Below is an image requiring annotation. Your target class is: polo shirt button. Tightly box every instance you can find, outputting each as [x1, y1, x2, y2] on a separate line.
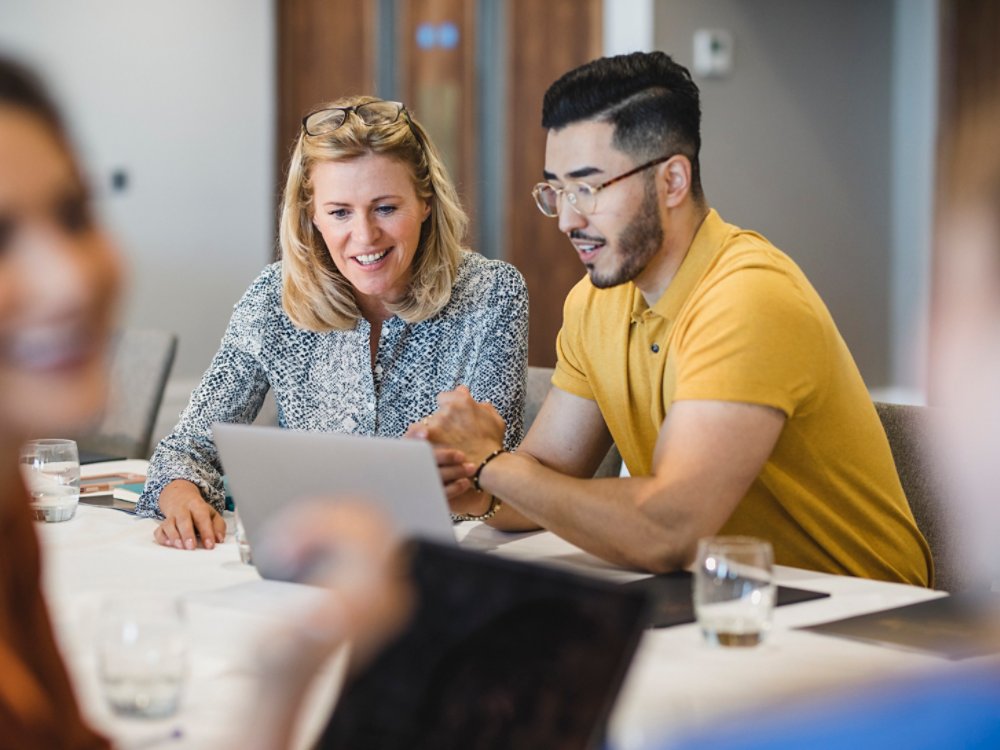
[651, 344, 660, 353]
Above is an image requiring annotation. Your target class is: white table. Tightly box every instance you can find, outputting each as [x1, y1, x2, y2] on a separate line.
[39, 460, 951, 750]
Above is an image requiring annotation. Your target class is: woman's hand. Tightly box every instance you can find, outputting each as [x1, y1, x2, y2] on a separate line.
[153, 479, 227, 550]
[256, 501, 412, 670]
[237, 501, 412, 750]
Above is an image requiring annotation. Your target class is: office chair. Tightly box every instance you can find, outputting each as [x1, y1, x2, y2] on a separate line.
[873, 401, 963, 591]
[526, 366, 623, 479]
[76, 328, 178, 460]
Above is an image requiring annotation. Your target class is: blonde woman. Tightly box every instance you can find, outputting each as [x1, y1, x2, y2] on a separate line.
[140, 97, 528, 550]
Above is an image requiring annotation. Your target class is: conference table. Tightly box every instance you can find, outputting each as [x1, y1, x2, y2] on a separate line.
[38, 460, 957, 749]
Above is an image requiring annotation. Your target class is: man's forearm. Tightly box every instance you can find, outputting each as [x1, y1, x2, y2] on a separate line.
[477, 451, 696, 573]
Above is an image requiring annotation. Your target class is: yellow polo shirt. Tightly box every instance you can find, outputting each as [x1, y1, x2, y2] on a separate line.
[553, 209, 932, 585]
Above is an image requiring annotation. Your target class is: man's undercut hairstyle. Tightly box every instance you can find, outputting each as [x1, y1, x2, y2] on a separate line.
[541, 51, 704, 200]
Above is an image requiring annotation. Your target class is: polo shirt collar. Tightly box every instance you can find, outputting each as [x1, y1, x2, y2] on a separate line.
[630, 208, 729, 323]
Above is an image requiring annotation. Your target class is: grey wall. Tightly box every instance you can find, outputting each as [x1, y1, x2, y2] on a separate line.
[655, 0, 895, 387]
[890, 0, 937, 395]
[0, 0, 276, 384]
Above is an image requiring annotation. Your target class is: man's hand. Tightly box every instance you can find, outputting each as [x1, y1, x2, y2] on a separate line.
[407, 386, 507, 464]
[405, 386, 507, 497]
[430, 447, 476, 499]
[153, 479, 227, 550]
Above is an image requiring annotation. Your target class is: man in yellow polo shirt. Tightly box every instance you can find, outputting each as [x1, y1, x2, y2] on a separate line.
[411, 51, 931, 585]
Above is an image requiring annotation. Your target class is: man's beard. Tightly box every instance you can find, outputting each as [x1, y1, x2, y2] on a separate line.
[589, 176, 663, 289]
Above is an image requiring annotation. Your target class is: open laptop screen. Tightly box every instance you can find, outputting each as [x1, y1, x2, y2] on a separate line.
[317, 540, 649, 750]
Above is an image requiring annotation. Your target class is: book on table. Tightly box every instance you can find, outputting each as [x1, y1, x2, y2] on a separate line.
[79, 473, 146, 512]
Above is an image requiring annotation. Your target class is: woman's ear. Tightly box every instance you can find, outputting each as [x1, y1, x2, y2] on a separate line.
[422, 198, 432, 222]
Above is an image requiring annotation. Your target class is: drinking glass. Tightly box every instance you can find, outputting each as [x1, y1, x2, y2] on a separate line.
[693, 536, 775, 647]
[96, 596, 187, 718]
[234, 508, 253, 565]
[19, 438, 80, 522]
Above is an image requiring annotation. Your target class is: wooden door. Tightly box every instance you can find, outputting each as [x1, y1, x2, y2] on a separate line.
[505, 0, 603, 366]
[276, 0, 603, 367]
[397, 0, 478, 243]
[276, 0, 376, 178]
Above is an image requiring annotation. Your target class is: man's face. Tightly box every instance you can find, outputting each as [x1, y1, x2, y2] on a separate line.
[542, 120, 664, 289]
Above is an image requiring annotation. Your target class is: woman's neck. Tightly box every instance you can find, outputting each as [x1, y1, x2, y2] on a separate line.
[358, 299, 393, 326]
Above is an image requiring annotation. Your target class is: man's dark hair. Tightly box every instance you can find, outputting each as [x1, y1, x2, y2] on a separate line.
[542, 51, 703, 199]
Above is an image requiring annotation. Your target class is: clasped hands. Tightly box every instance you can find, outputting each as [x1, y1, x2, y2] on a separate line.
[404, 386, 506, 514]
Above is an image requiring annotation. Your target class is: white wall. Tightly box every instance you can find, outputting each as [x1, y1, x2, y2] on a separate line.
[604, 0, 655, 55]
[890, 0, 938, 399]
[0, 0, 276, 392]
[602, 1, 939, 393]
[653, 0, 897, 387]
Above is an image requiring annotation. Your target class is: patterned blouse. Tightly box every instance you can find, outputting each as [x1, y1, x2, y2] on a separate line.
[136, 251, 528, 516]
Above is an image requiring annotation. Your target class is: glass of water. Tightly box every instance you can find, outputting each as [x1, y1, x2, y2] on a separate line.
[693, 536, 775, 647]
[19, 438, 80, 522]
[96, 596, 187, 718]
[234, 508, 253, 565]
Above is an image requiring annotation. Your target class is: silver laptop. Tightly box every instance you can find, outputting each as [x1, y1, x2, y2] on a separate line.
[212, 423, 456, 579]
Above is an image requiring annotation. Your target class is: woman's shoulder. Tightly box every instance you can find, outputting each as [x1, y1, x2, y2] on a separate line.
[230, 262, 288, 328]
[453, 250, 526, 298]
[235, 262, 283, 307]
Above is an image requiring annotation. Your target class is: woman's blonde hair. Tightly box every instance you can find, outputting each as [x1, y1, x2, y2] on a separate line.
[279, 95, 468, 330]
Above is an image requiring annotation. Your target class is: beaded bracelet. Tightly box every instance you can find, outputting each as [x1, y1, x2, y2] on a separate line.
[450, 494, 503, 523]
[472, 448, 506, 492]
[450, 449, 507, 523]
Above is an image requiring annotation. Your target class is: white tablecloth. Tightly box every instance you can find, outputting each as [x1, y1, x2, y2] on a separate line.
[37, 460, 951, 749]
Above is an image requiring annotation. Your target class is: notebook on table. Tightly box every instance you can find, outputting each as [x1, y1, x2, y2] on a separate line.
[316, 540, 650, 750]
[79, 472, 146, 514]
[621, 570, 829, 628]
[800, 590, 1000, 660]
[212, 423, 456, 580]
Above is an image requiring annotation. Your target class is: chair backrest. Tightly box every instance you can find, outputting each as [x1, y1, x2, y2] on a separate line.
[77, 328, 178, 459]
[526, 366, 622, 478]
[873, 401, 962, 591]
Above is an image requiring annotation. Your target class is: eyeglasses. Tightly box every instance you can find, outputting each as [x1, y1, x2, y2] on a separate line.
[531, 154, 674, 218]
[302, 100, 408, 137]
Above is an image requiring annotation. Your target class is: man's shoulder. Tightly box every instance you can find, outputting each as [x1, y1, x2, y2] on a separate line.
[709, 218, 804, 280]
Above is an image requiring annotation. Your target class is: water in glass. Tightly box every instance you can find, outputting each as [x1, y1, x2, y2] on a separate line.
[694, 536, 775, 647]
[97, 597, 187, 718]
[19, 439, 80, 522]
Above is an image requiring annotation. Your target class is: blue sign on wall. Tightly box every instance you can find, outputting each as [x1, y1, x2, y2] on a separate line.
[415, 21, 460, 50]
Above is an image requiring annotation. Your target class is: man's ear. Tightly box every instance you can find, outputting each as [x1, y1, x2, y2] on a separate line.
[659, 155, 693, 208]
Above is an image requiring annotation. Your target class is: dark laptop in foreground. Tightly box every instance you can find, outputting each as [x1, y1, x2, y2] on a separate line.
[212, 423, 456, 579]
[316, 539, 650, 750]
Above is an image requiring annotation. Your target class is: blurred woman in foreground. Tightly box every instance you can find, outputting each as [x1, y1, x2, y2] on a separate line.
[0, 57, 407, 749]
[0, 55, 119, 748]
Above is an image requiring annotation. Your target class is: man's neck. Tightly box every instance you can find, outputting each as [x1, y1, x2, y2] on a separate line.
[634, 201, 710, 308]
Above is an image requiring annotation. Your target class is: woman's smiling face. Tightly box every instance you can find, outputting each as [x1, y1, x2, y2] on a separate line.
[0, 105, 121, 439]
[311, 152, 430, 320]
